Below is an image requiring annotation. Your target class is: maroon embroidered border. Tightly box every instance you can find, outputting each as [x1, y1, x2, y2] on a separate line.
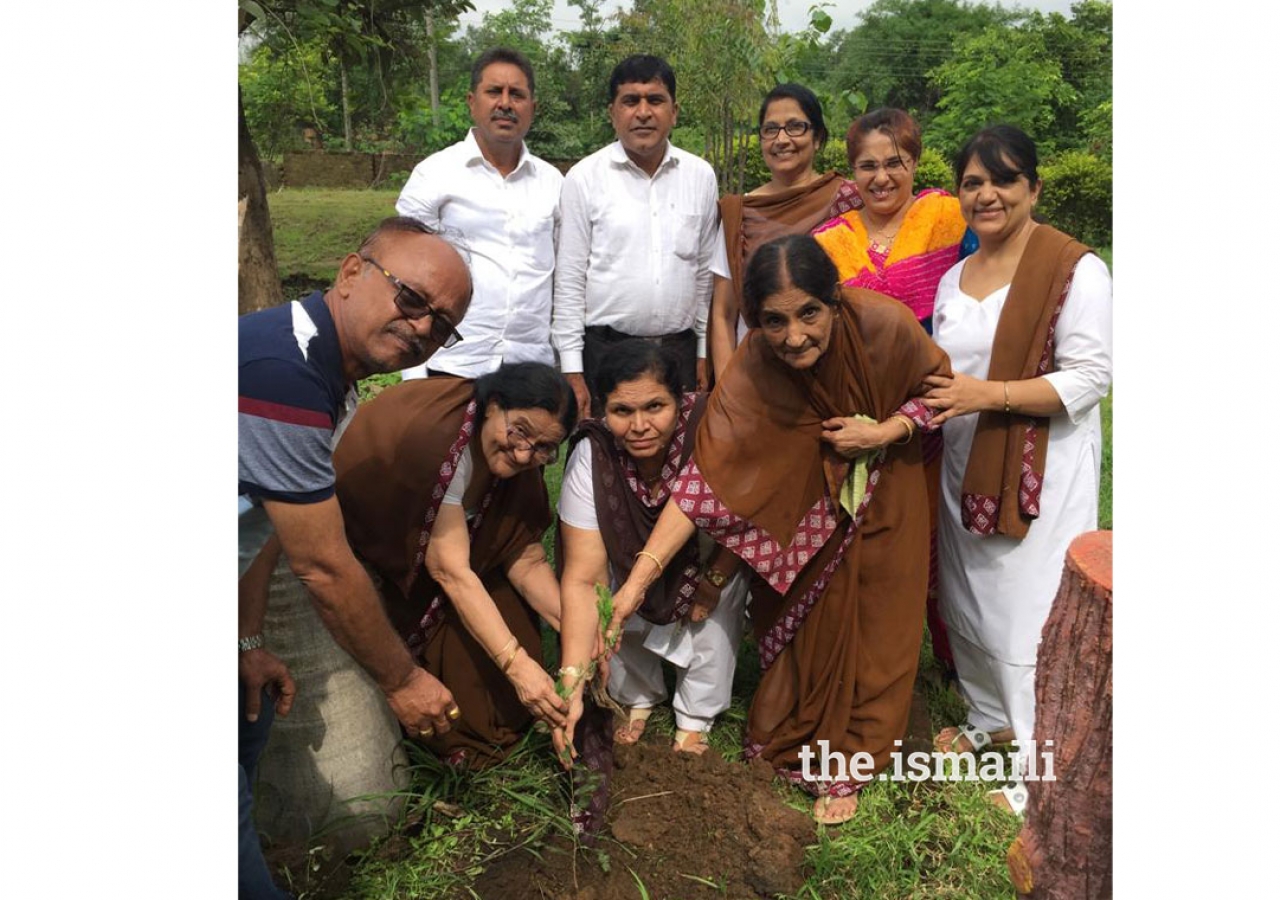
[402, 400, 500, 652]
[962, 267, 1076, 535]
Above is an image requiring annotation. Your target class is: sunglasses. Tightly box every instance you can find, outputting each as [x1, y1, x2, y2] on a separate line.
[361, 255, 463, 350]
[502, 408, 560, 464]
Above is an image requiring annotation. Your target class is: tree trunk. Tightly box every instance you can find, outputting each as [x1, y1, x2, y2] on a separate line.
[1007, 530, 1112, 900]
[340, 59, 353, 151]
[239, 85, 283, 315]
[254, 554, 409, 858]
[426, 11, 440, 129]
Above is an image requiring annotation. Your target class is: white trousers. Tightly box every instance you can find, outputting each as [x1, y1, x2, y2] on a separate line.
[608, 570, 748, 732]
[949, 630, 1036, 776]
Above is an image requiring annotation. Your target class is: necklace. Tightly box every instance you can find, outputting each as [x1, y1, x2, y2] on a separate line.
[867, 225, 900, 254]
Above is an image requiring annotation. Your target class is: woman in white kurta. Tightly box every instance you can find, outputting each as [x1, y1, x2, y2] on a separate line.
[923, 125, 1112, 814]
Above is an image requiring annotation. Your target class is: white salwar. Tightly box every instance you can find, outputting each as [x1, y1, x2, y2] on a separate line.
[933, 251, 1112, 767]
[558, 440, 747, 733]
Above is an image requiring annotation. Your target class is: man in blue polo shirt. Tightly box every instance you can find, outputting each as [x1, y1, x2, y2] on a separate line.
[238, 216, 472, 899]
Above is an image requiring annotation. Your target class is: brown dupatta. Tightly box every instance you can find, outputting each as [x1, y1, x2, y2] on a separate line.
[695, 287, 948, 553]
[720, 173, 860, 303]
[332, 377, 551, 644]
[959, 225, 1089, 539]
[568, 393, 707, 624]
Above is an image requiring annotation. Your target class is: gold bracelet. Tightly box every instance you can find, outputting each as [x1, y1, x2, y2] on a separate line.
[635, 550, 664, 576]
[501, 643, 522, 674]
[1004, 381, 1012, 415]
[890, 414, 914, 444]
[493, 635, 517, 665]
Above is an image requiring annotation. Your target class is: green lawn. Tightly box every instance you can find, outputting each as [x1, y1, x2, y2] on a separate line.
[276, 191, 1113, 898]
[268, 187, 401, 284]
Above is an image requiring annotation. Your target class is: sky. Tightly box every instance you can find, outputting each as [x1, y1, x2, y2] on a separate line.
[457, 0, 1080, 34]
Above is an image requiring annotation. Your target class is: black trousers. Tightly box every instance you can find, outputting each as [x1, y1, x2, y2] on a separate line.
[582, 325, 697, 413]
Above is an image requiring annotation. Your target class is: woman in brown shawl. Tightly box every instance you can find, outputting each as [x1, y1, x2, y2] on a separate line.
[333, 362, 577, 765]
[606, 234, 951, 824]
[708, 83, 861, 381]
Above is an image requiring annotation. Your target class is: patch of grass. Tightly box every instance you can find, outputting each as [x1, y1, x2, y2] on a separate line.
[268, 188, 401, 284]
[341, 734, 574, 900]
[357, 372, 403, 404]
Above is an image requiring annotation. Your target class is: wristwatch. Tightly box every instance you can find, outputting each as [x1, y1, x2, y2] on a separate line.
[703, 569, 728, 589]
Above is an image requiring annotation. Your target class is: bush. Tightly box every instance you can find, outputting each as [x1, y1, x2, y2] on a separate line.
[1037, 150, 1112, 248]
[913, 146, 954, 193]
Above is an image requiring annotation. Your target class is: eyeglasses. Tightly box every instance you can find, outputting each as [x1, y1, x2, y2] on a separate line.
[502, 408, 560, 464]
[361, 255, 463, 349]
[854, 157, 911, 175]
[759, 120, 812, 141]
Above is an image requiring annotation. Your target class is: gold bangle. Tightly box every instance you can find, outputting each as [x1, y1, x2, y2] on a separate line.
[493, 635, 517, 665]
[890, 414, 914, 444]
[501, 644, 522, 674]
[1004, 381, 1012, 415]
[635, 550, 664, 576]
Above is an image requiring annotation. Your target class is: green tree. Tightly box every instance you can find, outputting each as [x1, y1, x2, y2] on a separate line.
[237, 0, 475, 313]
[826, 0, 1019, 121]
[240, 38, 339, 159]
[1030, 0, 1112, 155]
[926, 26, 1078, 158]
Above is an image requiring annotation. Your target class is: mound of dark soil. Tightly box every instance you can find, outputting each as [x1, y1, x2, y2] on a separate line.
[469, 737, 816, 900]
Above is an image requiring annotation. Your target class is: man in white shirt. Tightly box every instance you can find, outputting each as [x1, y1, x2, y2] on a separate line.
[553, 54, 720, 418]
[397, 47, 563, 380]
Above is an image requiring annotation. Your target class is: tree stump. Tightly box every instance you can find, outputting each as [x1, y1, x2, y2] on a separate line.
[1007, 530, 1112, 900]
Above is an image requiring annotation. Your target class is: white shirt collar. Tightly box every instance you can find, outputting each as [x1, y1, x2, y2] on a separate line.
[464, 127, 531, 175]
[607, 139, 677, 174]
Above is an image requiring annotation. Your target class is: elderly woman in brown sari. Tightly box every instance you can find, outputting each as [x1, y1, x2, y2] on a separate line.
[708, 83, 860, 381]
[333, 362, 577, 765]
[605, 234, 950, 824]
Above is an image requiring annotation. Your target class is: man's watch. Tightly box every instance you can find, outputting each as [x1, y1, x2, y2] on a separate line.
[239, 634, 264, 652]
[703, 569, 728, 589]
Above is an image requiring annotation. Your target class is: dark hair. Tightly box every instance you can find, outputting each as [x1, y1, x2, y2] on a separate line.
[759, 83, 828, 151]
[593, 340, 684, 406]
[952, 124, 1040, 188]
[474, 362, 578, 438]
[741, 234, 841, 328]
[470, 47, 536, 95]
[608, 54, 676, 103]
[846, 108, 922, 168]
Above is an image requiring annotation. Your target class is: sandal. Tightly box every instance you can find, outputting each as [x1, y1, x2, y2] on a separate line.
[614, 706, 653, 745]
[988, 778, 1029, 817]
[933, 723, 1012, 755]
[672, 728, 711, 755]
[813, 786, 859, 825]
